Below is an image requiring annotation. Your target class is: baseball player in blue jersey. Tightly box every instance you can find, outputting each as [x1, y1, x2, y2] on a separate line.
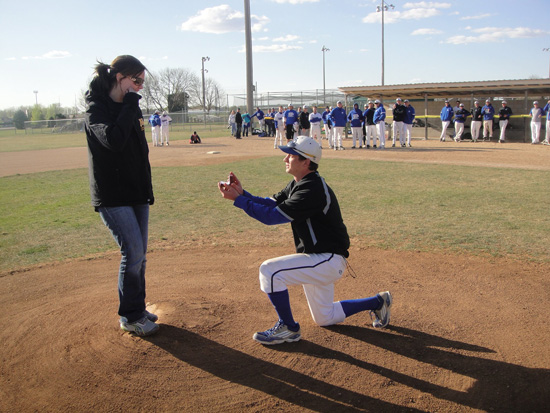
[251, 107, 265, 133]
[544, 100, 550, 145]
[403, 100, 415, 147]
[284, 104, 298, 141]
[440, 101, 454, 142]
[218, 136, 393, 345]
[454, 103, 469, 142]
[330, 101, 347, 150]
[347, 103, 364, 148]
[373, 100, 386, 149]
[482, 100, 495, 141]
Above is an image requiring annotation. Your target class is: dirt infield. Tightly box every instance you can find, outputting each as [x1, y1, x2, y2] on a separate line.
[2, 136, 550, 177]
[1, 136, 549, 412]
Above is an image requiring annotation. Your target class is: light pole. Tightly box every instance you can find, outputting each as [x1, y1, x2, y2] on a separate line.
[322, 46, 330, 106]
[244, 0, 254, 116]
[376, 1, 394, 86]
[33, 90, 38, 105]
[544, 48, 550, 79]
[201, 56, 210, 126]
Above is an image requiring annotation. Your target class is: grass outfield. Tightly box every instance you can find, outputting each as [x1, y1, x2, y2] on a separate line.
[0, 125, 230, 152]
[1, 157, 549, 271]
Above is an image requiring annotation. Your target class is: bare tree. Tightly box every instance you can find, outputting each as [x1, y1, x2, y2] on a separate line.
[141, 68, 199, 112]
[189, 77, 225, 113]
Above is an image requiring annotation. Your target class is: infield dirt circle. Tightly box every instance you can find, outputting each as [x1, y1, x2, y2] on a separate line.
[1, 136, 549, 412]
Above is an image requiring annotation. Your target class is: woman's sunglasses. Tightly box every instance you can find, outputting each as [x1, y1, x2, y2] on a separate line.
[130, 77, 145, 86]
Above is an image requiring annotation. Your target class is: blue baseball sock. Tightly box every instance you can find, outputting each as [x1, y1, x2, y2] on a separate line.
[267, 290, 299, 331]
[340, 295, 383, 318]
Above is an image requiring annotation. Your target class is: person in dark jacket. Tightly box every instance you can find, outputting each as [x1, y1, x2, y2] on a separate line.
[299, 105, 311, 137]
[235, 108, 243, 139]
[84, 55, 158, 337]
[470, 101, 483, 143]
[190, 131, 202, 144]
[498, 101, 513, 143]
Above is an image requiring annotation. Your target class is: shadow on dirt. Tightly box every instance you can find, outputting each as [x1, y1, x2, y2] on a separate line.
[323, 324, 550, 412]
[146, 324, 424, 412]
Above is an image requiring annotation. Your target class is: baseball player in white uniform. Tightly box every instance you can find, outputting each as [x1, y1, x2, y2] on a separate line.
[148, 111, 161, 146]
[218, 136, 393, 345]
[530, 101, 543, 144]
[160, 111, 172, 146]
[273, 106, 285, 148]
[309, 105, 323, 145]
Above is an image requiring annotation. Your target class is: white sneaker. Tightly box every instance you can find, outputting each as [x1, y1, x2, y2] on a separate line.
[120, 316, 159, 336]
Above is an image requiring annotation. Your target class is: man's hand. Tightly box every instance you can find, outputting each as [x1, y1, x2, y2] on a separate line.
[228, 172, 243, 195]
[218, 172, 243, 201]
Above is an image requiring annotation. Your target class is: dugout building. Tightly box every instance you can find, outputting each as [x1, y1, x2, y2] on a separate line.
[339, 78, 550, 142]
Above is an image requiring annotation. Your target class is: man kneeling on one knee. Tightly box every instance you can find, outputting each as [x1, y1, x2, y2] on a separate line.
[218, 135, 393, 345]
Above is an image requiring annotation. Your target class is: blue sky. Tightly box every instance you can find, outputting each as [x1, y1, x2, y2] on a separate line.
[1, 0, 549, 110]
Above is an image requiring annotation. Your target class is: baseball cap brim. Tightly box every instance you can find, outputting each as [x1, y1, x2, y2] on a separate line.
[278, 136, 322, 163]
[279, 146, 301, 157]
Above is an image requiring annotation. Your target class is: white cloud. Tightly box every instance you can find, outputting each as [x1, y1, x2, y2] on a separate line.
[5, 57, 17, 61]
[460, 13, 493, 20]
[445, 26, 550, 44]
[239, 44, 303, 53]
[21, 50, 72, 60]
[42, 50, 71, 59]
[403, 2, 451, 9]
[363, 1, 451, 23]
[271, 0, 319, 3]
[273, 34, 299, 42]
[180, 5, 269, 34]
[411, 28, 443, 35]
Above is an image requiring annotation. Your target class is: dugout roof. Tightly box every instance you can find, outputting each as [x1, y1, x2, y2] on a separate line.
[338, 78, 550, 100]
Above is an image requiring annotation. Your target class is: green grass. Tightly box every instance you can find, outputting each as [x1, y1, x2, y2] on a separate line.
[1, 158, 549, 271]
[0, 125, 231, 152]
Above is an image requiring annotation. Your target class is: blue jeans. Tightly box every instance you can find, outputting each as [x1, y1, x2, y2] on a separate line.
[99, 205, 149, 323]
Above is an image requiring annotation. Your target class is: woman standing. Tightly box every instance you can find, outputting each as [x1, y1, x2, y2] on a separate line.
[84, 55, 158, 336]
[228, 110, 236, 136]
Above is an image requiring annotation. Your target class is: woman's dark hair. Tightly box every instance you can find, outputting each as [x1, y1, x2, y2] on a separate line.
[86, 55, 147, 100]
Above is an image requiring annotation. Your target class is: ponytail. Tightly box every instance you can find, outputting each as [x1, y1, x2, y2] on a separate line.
[86, 55, 147, 101]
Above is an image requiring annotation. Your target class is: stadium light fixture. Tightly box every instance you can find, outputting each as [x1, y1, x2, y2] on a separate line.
[33, 90, 38, 105]
[376, 1, 395, 86]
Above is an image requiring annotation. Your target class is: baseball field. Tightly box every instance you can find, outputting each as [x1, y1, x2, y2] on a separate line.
[1, 129, 549, 412]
